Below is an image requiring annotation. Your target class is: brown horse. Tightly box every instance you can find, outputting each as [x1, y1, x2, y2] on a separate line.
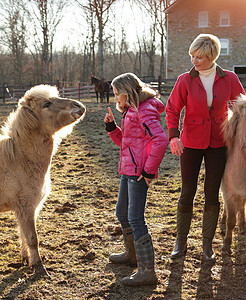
[220, 94, 246, 254]
[91, 76, 110, 103]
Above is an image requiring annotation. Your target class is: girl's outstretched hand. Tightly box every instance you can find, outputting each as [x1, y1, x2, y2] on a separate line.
[104, 107, 114, 123]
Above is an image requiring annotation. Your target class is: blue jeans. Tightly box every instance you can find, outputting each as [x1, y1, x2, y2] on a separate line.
[116, 175, 149, 241]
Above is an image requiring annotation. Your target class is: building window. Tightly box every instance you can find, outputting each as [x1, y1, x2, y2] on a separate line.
[198, 11, 208, 27]
[220, 11, 230, 27]
[220, 39, 229, 55]
[233, 65, 246, 77]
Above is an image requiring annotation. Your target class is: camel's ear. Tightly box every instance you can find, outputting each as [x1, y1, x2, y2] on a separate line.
[19, 96, 33, 109]
[18, 103, 39, 130]
[18, 97, 38, 116]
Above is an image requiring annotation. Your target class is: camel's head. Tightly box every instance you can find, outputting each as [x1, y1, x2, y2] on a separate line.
[18, 84, 86, 135]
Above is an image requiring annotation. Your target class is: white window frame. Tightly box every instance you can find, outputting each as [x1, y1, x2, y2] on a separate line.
[220, 39, 229, 56]
[198, 11, 208, 28]
[220, 11, 230, 27]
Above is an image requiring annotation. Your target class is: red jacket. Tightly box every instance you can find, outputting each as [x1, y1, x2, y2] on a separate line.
[166, 66, 245, 149]
[107, 98, 169, 178]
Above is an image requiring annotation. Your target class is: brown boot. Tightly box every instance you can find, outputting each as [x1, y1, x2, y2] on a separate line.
[122, 234, 157, 286]
[109, 227, 137, 266]
[202, 204, 220, 262]
[171, 203, 193, 259]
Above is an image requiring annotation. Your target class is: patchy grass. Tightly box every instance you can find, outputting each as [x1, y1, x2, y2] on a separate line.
[0, 101, 245, 299]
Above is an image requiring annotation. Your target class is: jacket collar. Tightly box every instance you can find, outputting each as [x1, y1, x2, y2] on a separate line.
[189, 65, 227, 79]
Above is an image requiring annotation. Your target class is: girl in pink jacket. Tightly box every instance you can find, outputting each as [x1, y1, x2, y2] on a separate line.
[104, 73, 168, 286]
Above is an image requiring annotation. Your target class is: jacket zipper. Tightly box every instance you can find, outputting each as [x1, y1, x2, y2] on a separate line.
[143, 122, 153, 137]
[129, 147, 137, 173]
[120, 107, 129, 172]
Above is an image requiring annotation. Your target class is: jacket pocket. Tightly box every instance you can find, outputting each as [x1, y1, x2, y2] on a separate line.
[214, 115, 226, 124]
[129, 147, 138, 173]
[185, 116, 204, 125]
[182, 116, 204, 146]
[142, 122, 153, 137]
[211, 114, 227, 140]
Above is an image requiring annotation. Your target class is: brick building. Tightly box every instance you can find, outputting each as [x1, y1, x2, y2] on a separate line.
[164, 0, 246, 81]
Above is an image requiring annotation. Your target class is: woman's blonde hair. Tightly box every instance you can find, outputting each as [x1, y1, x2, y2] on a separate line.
[112, 73, 158, 111]
[189, 34, 221, 62]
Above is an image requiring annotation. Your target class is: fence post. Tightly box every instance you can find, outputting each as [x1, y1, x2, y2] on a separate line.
[2, 84, 5, 104]
[158, 75, 161, 94]
[78, 82, 81, 100]
[87, 83, 90, 99]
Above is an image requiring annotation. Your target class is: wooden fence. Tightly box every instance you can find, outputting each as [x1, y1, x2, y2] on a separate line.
[0, 81, 97, 104]
[151, 78, 177, 96]
[0, 83, 57, 104]
[57, 81, 98, 100]
[1, 76, 245, 104]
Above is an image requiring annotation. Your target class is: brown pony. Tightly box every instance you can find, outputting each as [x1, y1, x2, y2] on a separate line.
[220, 94, 246, 253]
[91, 76, 110, 103]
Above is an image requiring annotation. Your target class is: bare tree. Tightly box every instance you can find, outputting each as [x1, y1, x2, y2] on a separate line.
[136, 0, 169, 79]
[76, 0, 118, 79]
[0, 0, 27, 84]
[26, 0, 67, 82]
[81, 6, 97, 76]
[52, 46, 83, 82]
[142, 25, 157, 78]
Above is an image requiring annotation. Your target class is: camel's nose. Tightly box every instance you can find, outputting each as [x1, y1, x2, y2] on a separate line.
[74, 101, 86, 113]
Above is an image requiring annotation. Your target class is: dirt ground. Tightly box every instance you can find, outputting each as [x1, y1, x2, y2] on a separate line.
[0, 100, 245, 299]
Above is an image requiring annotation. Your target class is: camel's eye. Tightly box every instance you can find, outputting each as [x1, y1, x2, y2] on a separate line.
[73, 102, 81, 108]
[43, 102, 52, 108]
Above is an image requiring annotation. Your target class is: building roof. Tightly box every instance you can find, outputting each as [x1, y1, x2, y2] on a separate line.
[164, 0, 246, 14]
[164, 0, 181, 13]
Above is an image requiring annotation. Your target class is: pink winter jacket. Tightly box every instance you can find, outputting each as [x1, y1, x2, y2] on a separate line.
[106, 98, 169, 178]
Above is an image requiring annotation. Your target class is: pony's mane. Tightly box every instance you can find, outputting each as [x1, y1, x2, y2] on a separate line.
[2, 84, 60, 139]
[0, 84, 83, 163]
[223, 94, 246, 151]
[0, 108, 42, 164]
[1, 106, 39, 140]
[20, 84, 59, 103]
[0, 85, 58, 163]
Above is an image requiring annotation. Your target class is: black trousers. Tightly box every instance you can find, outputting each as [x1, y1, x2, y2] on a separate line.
[179, 147, 227, 207]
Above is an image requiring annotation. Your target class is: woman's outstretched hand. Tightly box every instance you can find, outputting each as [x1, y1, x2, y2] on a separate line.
[170, 137, 184, 156]
[104, 107, 114, 123]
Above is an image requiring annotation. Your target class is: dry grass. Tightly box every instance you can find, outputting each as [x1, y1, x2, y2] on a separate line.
[0, 100, 245, 299]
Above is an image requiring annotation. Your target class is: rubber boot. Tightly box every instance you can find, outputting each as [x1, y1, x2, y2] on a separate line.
[202, 204, 220, 262]
[109, 227, 137, 266]
[171, 203, 193, 259]
[122, 233, 157, 286]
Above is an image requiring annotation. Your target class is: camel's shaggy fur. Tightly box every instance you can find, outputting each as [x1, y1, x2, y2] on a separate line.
[221, 94, 246, 253]
[0, 84, 85, 274]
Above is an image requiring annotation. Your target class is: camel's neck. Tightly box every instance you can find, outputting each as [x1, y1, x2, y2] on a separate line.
[23, 132, 54, 157]
[12, 132, 55, 170]
[2, 108, 57, 170]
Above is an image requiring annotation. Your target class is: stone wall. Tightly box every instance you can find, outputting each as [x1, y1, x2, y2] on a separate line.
[166, 0, 246, 78]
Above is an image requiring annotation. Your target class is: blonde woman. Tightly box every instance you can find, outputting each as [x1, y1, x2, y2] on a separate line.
[104, 73, 169, 286]
[166, 34, 245, 262]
